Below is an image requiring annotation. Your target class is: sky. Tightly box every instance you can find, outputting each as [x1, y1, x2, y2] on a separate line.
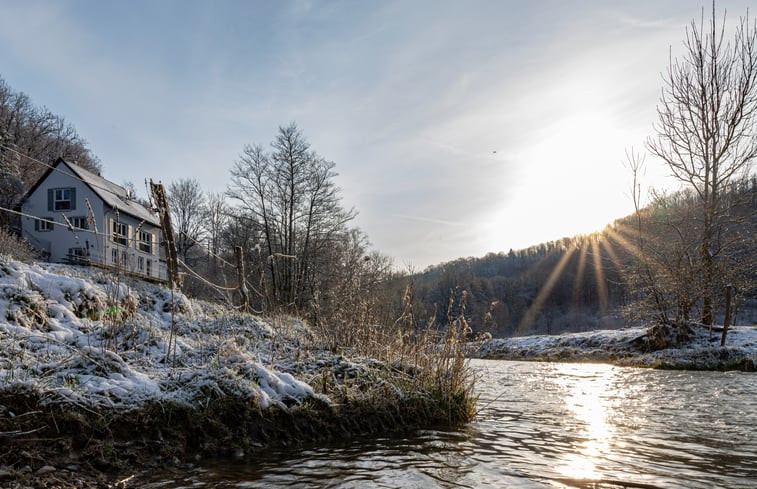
[1, 0, 753, 270]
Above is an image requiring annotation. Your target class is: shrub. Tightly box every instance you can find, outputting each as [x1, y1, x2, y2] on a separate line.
[0, 228, 37, 262]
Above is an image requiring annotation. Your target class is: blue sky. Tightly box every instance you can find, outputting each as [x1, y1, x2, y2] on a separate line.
[1, 0, 753, 269]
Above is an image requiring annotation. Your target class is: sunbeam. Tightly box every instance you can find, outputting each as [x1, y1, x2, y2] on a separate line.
[603, 225, 644, 262]
[590, 236, 609, 315]
[518, 246, 576, 333]
[599, 231, 624, 276]
[572, 239, 589, 310]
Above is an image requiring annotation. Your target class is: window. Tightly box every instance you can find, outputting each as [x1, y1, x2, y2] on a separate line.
[138, 231, 152, 253]
[146, 259, 152, 276]
[67, 247, 87, 263]
[111, 248, 119, 264]
[137, 256, 145, 272]
[49, 188, 76, 211]
[68, 247, 86, 258]
[112, 221, 128, 246]
[34, 218, 54, 232]
[70, 216, 89, 230]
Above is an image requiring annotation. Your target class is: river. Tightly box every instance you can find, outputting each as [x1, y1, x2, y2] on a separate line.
[139, 360, 757, 488]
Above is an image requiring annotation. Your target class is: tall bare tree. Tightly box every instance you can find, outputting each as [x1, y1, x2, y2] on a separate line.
[646, 3, 757, 325]
[227, 123, 356, 310]
[168, 178, 206, 265]
[203, 191, 228, 275]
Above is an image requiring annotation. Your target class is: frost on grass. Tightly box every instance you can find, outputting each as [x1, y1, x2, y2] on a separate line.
[0, 259, 318, 410]
[473, 324, 757, 369]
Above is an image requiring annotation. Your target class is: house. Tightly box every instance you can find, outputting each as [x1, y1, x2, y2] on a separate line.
[19, 157, 168, 281]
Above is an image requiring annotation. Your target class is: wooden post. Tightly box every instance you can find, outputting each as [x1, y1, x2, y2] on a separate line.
[721, 285, 733, 347]
[149, 179, 181, 363]
[256, 245, 269, 313]
[149, 180, 179, 288]
[235, 246, 249, 312]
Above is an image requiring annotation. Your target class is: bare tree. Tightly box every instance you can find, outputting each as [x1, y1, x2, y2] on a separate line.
[203, 191, 228, 275]
[646, 3, 757, 326]
[168, 178, 207, 265]
[227, 122, 356, 311]
[623, 149, 673, 326]
[0, 76, 100, 228]
[0, 77, 100, 182]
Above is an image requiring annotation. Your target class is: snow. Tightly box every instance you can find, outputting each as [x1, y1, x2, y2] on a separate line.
[472, 324, 757, 368]
[3, 257, 750, 417]
[0, 259, 322, 410]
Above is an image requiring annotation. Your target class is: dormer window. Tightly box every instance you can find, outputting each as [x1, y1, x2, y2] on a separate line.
[49, 188, 76, 211]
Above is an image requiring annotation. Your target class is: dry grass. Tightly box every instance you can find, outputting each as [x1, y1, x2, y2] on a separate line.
[312, 281, 477, 425]
[0, 228, 37, 262]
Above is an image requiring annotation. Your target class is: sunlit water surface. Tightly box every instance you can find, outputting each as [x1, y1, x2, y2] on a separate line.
[139, 360, 757, 488]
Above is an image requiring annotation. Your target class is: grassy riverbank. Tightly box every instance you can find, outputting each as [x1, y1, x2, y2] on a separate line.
[471, 325, 757, 371]
[0, 259, 475, 487]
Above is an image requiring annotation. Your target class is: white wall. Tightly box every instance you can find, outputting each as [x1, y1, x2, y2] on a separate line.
[21, 162, 168, 281]
[21, 163, 104, 263]
[101, 208, 165, 280]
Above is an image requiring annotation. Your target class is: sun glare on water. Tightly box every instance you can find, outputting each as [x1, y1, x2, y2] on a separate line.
[554, 363, 621, 481]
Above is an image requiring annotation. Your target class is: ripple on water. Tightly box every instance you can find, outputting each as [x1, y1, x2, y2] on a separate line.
[139, 360, 757, 489]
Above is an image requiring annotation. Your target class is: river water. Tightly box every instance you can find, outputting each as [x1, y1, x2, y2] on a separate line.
[141, 360, 757, 488]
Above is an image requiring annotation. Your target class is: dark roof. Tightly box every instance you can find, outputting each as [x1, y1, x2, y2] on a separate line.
[21, 157, 160, 227]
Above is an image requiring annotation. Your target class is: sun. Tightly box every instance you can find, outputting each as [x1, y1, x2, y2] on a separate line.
[481, 108, 637, 255]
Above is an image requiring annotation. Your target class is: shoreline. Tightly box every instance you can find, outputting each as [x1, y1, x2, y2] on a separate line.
[1, 388, 469, 488]
[2, 260, 753, 486]
[469, 325, 757, 371]
[0, 260, 475, 487]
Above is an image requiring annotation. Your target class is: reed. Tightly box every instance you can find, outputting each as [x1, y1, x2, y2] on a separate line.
[310, 280, 477, 425]
[0, 227, 37, 262]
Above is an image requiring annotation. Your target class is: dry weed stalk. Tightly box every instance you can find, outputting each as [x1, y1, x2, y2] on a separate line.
[312, 276, 476, 423]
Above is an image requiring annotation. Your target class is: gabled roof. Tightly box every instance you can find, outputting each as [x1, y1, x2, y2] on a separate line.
[22, 157, 160, 227]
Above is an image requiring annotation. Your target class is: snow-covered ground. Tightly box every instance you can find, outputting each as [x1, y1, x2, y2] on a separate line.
[471, 324, 757, 369]
[0, 259, 342, 411]
[2, 257, 751, 419]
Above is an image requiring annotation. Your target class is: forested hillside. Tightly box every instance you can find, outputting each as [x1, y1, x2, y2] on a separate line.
[0, 76, 101, 227]
[403, 178, 757, 338]
[1, 73, 754, 344]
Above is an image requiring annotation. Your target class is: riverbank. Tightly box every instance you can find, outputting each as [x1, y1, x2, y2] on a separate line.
[471, 324, 757, 370]
[0, 260, 475, 487]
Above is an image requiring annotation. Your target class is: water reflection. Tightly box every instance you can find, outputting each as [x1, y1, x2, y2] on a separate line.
[554, 364, 618, 480]
[138, 361, 757, 489]
[469, 361, 757, 488]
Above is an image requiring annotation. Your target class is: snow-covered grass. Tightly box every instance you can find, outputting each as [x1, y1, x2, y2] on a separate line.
[0, 258, 475, 417]
[0, 258, 476, 484]
[0, 259, 323, 411]
[471, 324, 757, 370]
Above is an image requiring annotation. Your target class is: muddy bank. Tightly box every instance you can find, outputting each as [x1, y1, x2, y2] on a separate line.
[0, 384, 473, 487]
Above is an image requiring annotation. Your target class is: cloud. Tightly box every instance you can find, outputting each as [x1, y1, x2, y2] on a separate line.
[4, 0, 751, 269]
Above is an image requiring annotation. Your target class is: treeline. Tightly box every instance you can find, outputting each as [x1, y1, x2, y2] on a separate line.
[166, 123, 397, 347]
[401, 177, 757, 338]
[3, 49, 754, 345]
[0, 73, 395, 346]
[404, 235, 627, 338]
[0, 76, 101, 227]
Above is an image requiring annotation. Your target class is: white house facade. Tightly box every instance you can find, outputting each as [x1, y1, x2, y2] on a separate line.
[20, 158, 168, 282]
